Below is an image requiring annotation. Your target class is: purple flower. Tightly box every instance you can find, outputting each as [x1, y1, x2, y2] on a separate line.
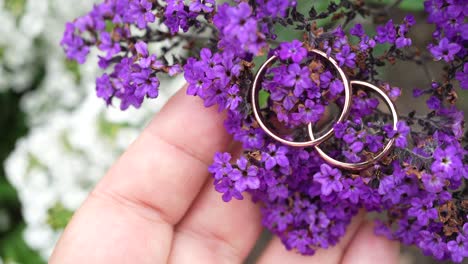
[225, 85, 242, 111]
[395, 24, 412, 48]
[431, 146, 463, 178]
[359, 35, 376, 50]
[166, 0, 184, 14]
[339, 177, 364, 204]
[184, 58, 206, 96]
[313, 164, 343, 196]
[98, 32, 121, 59]
[404, 14, 416, 26]
[407, 197, 438, 226]
[412, 88, 425, 98]
[278, 40, 307, 63]
[333, 122, 348, 139]
[418, 230, 446, 260]
[365, 134, 383, 152]
[263, 144, 290, 170]
[393, 219, 422, 245]
[395, 35, 412, 48]
[135, 41, 149, 57]
[61, 23, 90, 64]
[189, 0, 215, 13]
[132, 69, 160, 98]
[212, 53, 242, 85]
[135, 41, 157, 68]
[426, 96, 441, 110]
[395, 121, 410, 148]
[430, 38, 461, 62]
[282, 64, 313, 96]
[384, 121, 410, 148]
[319, 71, 333, 88]
[234, 156, 260, 192]
[265, 205, 293, 231]
[375, 20, 397, 44]
[164, 9, 193, 34]
[208, 152, 233, 180]
[116, 87, 144, 110]
[96, 74, 114, 103]
[421, 172, 446, 193]
[128, 0, 155, 29]
[239, 128, 265, 149]
[447, 234, 468, 262]
[222, 2, 259, 50]
[292, 99, 325, 124]
[286, 230, 314, 255]
[215, 177, 244, 202]
[378, 171, 404, 204]
[335, 45, 356, 68]
[267, 182, 289, 200]
[329, 79, 344, 97]
[350, 23, 364, 36]
[168, 64, 182, 76]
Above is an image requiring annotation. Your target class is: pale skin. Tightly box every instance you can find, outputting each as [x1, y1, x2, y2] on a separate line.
[50, 86, 400, 264]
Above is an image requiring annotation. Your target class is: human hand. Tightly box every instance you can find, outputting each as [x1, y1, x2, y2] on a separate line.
[50, 87, 400, 264]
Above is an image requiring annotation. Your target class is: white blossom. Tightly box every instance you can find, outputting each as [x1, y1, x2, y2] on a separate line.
[2, 0, 184, 259]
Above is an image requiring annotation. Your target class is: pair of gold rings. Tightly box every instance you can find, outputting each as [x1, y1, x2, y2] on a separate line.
[251, 49, 398, 171]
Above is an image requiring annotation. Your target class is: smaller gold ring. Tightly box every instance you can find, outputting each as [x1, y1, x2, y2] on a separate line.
[309, 80, 398, 170]
[251, 49, 352, 147]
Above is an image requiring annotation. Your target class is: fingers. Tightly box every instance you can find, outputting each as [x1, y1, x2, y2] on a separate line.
[51, 86, 233, 264]
[168, 144, 263, 263]
[258, 211, 365, 264]
[168, 179, 262, 263]
[99, 86, 232, 225]
[341, 221, 400, 264]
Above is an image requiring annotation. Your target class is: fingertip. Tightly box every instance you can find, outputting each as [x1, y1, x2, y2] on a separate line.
[258, 211, 366, 264]
[342, 220, 400, 264]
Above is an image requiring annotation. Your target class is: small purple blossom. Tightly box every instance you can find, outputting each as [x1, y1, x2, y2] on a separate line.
[208, 152, 233, 180]
[263, 144, 290, 170]
[313, 164, 343, 196]
[278, 40, 307, 63]
[430, 38, 461, 62]
[128, 0, 156, 29]
[335, 45, 356, 68]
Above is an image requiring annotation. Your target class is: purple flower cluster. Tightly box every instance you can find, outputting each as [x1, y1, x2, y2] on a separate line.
[375, 16, 414, 49]
[61, 0, 213, 109]
[63, 0, 468, 262]
[425, 0, 467, 89]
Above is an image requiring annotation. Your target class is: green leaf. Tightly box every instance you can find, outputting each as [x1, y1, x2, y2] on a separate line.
[4, 0, 26, 18]
[0, 46, 5, 60]
[0, 179, 18, 203]
[398, 0, 425, 11]
[65, 60, 82, 84]
[98, 113, 131, 140]
[0, 224, 45, 264]
[259, 90, 270, 109]
[47, 203, 74, 231]
[366, 0, 425, 11]
[105, 20, 117, 32]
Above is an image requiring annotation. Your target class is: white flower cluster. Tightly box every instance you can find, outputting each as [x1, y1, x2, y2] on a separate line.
[5, 81, 181, 259]
[0, 0, 96, 92]
[2, 0, 184, 260]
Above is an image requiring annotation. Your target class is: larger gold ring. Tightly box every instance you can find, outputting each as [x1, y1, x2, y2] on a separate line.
[251, 49, 352, 147]
[309, 80, 398, 170]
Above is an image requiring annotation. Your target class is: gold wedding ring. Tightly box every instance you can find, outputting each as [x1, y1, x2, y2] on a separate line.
[251, 50, 399, 170]
[251, 49, 352, 147]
